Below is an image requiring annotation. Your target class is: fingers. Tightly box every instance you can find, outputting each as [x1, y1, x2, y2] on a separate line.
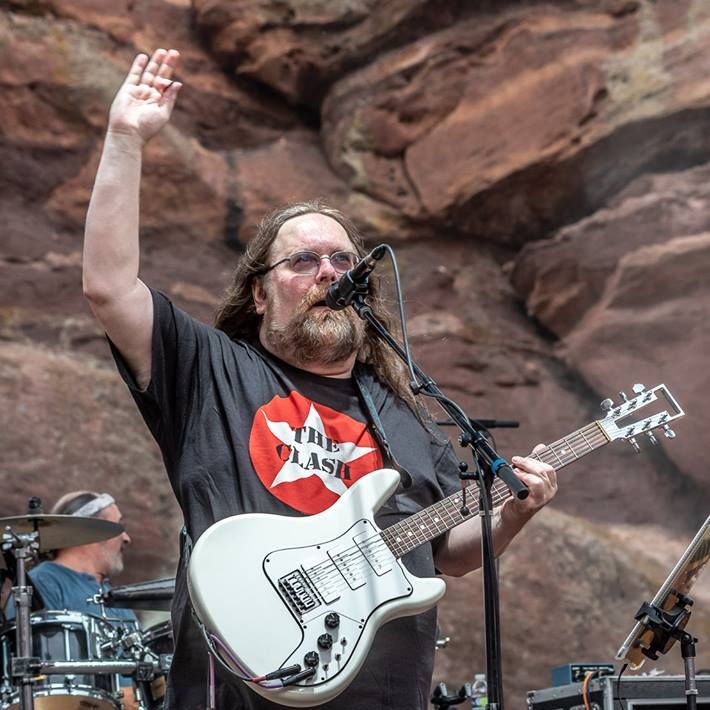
[124, 53, 149, 86]
[510, 454, 558, 506]
[516, 457, 557, 487]
[156, 48, 180, 80]
[126, 48, 180, 90]
[140, 48, 167, 88]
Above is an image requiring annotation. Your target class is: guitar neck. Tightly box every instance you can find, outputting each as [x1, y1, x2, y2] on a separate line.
[380, 420, 610, 559]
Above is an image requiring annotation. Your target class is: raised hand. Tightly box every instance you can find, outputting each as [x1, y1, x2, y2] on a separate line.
[108, 48, 182, 144]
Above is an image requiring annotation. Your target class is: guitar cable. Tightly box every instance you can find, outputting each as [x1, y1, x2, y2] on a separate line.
[201, 618, 308, 689]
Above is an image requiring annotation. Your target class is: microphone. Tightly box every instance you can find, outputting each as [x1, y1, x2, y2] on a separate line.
[325, 244, 387, 310]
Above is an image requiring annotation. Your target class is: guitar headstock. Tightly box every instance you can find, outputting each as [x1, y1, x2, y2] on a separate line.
[597, 384, 685, 452]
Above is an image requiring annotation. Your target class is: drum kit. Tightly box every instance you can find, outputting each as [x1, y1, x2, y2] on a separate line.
[0, 503, 175, 710]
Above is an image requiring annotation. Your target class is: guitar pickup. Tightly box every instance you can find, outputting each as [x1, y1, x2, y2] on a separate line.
[354, 530, 394, 577]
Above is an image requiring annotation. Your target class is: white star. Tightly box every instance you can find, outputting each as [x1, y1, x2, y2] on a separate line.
[263, 404, 376, 496]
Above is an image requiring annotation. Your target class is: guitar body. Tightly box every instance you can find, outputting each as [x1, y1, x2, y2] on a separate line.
[188, 468, 447, 707]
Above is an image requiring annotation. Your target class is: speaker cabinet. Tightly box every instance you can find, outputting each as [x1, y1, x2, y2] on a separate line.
[527, 674, 710, 710]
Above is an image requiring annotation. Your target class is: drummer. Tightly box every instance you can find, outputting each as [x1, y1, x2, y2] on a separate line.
[2, 491, 144, 709]
[7, 491, 138, 627]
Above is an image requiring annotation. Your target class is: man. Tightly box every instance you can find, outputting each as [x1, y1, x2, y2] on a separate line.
[82, 48, 558, 710]
[6, 491, 135, 623]
[4, 492, 140, 707]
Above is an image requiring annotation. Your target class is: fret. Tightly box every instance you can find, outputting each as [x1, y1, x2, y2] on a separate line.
[558, 436, 579, 462]
[579, 427, 594, 450]
[546, 445, 565, 468]
[573, 428, 596, 452]
[380, 418, 615, 560]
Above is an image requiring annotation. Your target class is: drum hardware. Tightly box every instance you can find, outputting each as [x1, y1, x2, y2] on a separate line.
[3, 514, 41, 710]
[1, 498, 127, 710]
[133, 623, 174, 710]
[2, 615, 166, 710]
[99, 628, 146, 657]
[139, 622, 173, 675]
[0, 499, 172, 710]
[97, 578, 175, 612]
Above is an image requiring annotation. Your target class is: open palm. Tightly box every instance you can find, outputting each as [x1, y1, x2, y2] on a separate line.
[108, 48, 182, 143]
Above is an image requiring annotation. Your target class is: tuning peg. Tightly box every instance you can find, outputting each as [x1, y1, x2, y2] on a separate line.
[619, 391, 630, 402]
[646, 431, 658, 445]
[632, 384, 646, 394]
[601, 398, 614, 412]
[628, 437, 640, 453]
[663, 425, 676, 439]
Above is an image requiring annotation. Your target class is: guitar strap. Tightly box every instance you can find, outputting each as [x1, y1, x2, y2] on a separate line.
[353, 366, 412, 489]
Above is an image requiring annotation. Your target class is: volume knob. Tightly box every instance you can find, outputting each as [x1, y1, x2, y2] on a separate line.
[317, 633, 333, 650]
[324, 612, 340, 629]
[303, 651, 319, 667]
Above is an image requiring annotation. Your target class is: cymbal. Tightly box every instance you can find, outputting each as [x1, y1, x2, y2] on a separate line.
[0, 514, 124, 552]
[101, 577, 175, 611]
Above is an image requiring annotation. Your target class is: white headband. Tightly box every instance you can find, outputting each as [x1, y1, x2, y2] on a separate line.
[71, 493, 115, 518]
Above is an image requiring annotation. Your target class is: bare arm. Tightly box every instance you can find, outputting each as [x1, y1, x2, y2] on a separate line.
[434, 450, 558, 577]
[83, 49, 182, 389]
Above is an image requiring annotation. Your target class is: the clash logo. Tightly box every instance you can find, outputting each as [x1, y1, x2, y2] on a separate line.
[249, 391, 383, 514]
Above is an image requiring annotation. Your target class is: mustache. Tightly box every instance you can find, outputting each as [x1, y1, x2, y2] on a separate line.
[299, 284, 333, 311]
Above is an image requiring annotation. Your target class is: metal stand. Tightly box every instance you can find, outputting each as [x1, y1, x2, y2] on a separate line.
[2, 526, 38, 710]
[633, 595, 699, 710]
[349, 294, 529, 710]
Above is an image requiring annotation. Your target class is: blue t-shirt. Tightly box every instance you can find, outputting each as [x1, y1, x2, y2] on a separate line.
[23, 561, 138, 627]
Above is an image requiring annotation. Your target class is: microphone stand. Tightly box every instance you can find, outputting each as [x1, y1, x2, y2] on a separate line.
[348, 292, 528, 710]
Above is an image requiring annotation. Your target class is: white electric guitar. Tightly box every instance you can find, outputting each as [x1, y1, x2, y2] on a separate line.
[188, 383, 684, 707]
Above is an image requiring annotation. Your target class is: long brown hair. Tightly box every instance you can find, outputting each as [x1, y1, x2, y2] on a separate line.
[214, 201, 418, 409]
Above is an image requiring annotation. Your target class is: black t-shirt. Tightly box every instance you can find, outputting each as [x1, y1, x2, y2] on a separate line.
[111, 289, 461, 710]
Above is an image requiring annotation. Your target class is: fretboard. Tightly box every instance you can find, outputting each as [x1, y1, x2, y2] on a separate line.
[380, 420, 610, 559]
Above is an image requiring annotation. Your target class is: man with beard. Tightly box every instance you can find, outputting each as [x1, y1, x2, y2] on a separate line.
[82, 48, 558, 710]
[6, 491, 135, 622]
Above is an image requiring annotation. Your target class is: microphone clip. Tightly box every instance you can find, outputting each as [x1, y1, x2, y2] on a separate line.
[330, 276, 370, 310]
[325, 244, 387, 311]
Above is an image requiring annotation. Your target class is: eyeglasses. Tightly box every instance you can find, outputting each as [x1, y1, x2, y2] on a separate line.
[259, 250, 360, 276]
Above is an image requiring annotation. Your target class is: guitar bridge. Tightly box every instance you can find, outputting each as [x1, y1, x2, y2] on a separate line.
[278, 570, 322, 615]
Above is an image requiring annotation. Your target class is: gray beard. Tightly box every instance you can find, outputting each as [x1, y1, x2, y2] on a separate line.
[264, 304, 364, 366]
[102, 554, 124, 581]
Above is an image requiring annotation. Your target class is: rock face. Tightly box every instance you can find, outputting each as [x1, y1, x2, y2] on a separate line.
[512, 164, 710, 492]
[2, 0, 709, 704]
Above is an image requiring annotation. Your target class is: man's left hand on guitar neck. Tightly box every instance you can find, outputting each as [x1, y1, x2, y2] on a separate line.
[434, 445, 558, 577]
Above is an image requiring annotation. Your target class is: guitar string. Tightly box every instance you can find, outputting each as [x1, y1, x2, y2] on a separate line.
[303, 424, 607, 589]
[305, 432, 608, 596]
[297, 423, 608, 596]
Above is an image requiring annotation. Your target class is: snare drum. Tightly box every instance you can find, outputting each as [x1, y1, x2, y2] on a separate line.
[0, 610, 121, 710]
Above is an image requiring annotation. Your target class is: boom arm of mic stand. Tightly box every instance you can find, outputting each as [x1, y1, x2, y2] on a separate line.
[350, 299, 528, 500]
[436, 418, 519, 429]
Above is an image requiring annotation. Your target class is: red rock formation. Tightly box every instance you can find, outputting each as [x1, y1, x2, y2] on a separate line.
[1, 0, 709, 703]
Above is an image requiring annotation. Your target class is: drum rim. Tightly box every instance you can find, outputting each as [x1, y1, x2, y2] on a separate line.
[1, 609, 117, 628]
[141, 620, 172, 641]
[3, 682, 121, 710]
